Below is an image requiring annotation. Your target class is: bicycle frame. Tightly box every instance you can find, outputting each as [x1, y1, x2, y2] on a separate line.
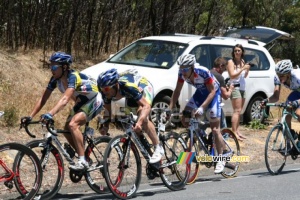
[266, 103, 299, 152]
[0, 160, 14, 183]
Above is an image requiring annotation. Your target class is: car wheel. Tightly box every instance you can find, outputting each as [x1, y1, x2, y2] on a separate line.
[244, 95, 266, 123]
[151, 95, 175, 126]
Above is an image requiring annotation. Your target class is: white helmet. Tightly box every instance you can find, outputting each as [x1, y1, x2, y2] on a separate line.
[275, 59, 293, 74]
[177, 54, 196, 66]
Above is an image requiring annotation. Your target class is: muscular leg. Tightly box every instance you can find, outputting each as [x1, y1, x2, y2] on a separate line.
[68, 112, 87, 157]
[210, 118, 225, 155]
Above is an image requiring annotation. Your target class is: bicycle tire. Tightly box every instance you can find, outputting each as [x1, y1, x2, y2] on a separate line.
[220, 128, 240, 178]
[159, 131, 189, 190]
[85, 136, 111, 194]
[103, 134, 142, 199]
[179, 130, 201, 184]
[0, 142, 42, 200]
[25, 139, 64, 200]
[265, 124, 287, 175]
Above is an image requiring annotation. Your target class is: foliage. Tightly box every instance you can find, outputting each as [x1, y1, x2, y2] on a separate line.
[0, 0, 300, 62]
[3, 105, 18, 127]
[246, 119, 267, 130]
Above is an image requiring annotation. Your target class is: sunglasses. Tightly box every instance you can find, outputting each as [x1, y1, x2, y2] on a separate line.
[179, 67, 191, 73]
[100, 85, 115, 92]
[50, 65, 62, 71]
[277, 73, 288, 78]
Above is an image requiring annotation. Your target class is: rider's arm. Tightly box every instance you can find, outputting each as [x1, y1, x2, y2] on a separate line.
[201, 81, 216, 109]
[30, 88, 52, 118]
[48, 88, 75, 116]
[267, 85, 281, 103]
[170, 79, 184, 109]
[100, 103, 111, 135]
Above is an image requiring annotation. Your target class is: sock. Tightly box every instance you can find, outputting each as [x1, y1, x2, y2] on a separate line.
[79, 156, 85, 162]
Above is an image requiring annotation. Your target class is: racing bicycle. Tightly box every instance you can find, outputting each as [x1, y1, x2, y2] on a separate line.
[103, 108, 189, 199]
[263, 103, 300, 175]
[19, 119, 111, 199]
[179, 110, 240, 184]
[0, 112, 42, 200]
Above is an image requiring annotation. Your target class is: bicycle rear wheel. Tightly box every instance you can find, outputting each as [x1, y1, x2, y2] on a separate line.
[25, 139, 64, 199]
[103, 135, 141, 199]
[85, 136, 111, 194]
[0, 142, 42, 200]
[265, 124, 287, 175]
[159, 131, 189, 190]
[179, 130, 202, 184]
[220, 128, 240, 178]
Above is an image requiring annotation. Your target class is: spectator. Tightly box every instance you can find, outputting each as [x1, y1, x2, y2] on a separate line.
[227, 44, 251, 141]
[210, 57, 234, 128]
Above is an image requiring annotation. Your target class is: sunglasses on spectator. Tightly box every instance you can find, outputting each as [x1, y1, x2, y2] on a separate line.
[179, 67, 191, 73]
[100, 85, 115, 92]
[50, 65, 62, 71]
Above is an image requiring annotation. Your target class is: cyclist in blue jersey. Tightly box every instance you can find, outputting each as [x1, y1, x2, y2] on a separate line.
[22, 52, 103, 171]
[97, 68, 164, 163]
[169, 54, 226, 173]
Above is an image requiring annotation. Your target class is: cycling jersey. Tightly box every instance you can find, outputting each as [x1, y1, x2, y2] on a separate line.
[274, 74, 281, 86]
[47, 69, 102, 121]
[178, 64, 221, 118]
[103, 71, 154, 107]
[47, 69, 99, 101]
[281, 69, 300, 91]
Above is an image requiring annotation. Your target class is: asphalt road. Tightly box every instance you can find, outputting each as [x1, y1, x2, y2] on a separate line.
[50, 162, 300, 200]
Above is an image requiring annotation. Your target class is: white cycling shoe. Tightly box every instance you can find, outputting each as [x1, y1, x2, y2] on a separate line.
[214, 161, 225, 174]
[149, 146, 164, 164]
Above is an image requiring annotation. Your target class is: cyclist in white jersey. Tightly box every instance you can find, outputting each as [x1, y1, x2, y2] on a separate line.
[261, 59, 300, 126]
[169, 54, 226, 174]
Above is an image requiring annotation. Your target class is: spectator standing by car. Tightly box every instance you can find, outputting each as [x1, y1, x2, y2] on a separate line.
[227, 44, 251, 141]
[210, 57, 234, 128]
[169, 54, 226, 173]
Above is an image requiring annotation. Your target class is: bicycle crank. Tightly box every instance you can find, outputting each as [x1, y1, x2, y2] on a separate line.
[69, 169, 83, 183]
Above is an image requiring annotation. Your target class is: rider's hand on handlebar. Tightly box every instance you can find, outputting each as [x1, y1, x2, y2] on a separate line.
[21, 116, 32, 124]
[40, 113, 53, 122]
[260, 99, 269, 108]
[195, 106, 204, 116]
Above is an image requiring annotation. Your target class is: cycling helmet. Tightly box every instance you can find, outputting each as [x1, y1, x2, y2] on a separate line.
[275, 59, 293, 74]
[49, 52, 73, 65]
[177, 54, 196, 66]
[97, 68, 119, 88]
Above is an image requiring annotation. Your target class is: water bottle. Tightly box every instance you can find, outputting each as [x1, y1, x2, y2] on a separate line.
[86, 127, 94, 138]
[64, 143, 75, 159]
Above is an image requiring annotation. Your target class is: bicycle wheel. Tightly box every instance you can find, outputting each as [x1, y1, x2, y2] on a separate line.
[103, 135, 141, 199]
[179, 130, 202, 184]
[25, 139, 64, 199]
[220, 128, 241, 178]
[85, 135, 111, 194]
[265, 124, 287, 175]
[0, 142, 42, 200]
[159, 131, 189, 190]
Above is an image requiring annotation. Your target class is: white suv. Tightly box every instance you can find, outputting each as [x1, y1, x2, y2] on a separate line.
[82, 26, 292, 123]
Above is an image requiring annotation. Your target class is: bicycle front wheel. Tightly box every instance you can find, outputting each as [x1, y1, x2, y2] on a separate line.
[25, 139, 64, 199]
[0, 142, 42, 200]
[265, 124, 287, 175]
[103, 135, 141, 199]
[160, 131, 189, 190]
[85, 135, 111, 194]
[220, 128, 240, 178]
[179, 130, 201, 184]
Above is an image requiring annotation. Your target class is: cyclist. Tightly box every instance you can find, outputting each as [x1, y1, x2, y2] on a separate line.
[97, 68, 164, 163]
[210, 57, 234, 128]
[261, 59, 300, 128]
[22, 52, 103, 171]
[169, 54, 226, 173]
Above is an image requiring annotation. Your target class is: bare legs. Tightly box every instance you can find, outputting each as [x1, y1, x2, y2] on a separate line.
[231, 97, 247, 140]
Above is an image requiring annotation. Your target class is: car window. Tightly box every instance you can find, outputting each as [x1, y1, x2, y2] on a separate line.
[108, 40, 188, 69]
[210, 45, 270, 71]
[190, 45, 211, 69]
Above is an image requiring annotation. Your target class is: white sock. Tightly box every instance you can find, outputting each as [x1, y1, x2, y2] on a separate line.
[79, 156, 85, 162]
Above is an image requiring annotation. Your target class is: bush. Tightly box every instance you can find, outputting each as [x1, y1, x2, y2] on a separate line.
[3, 106, 18, 127]
[246, 119, 267, 130]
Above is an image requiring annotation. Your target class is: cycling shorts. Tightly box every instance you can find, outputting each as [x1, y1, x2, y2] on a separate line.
[287, 91, 300, 108]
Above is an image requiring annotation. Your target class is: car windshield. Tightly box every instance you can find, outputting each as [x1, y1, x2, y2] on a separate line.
[108, 40, 188, 69]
